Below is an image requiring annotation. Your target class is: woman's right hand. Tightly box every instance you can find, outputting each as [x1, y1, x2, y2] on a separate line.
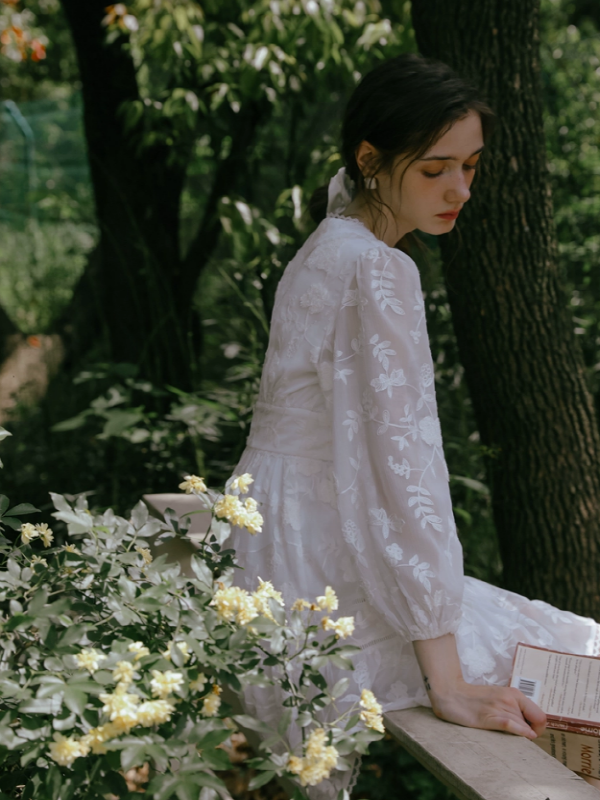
[428, 681, 547, 739]
[412, 632, 547, 739]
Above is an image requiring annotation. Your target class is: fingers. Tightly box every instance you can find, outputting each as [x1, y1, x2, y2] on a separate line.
[513, 689, 547, 737]
[498, 715, 539, 740]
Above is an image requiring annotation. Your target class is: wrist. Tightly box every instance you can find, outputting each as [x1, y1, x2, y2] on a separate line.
[412, 633, 465, 698]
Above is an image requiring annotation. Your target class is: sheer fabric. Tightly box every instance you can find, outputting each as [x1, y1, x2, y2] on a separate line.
[229, 215, 600, 799]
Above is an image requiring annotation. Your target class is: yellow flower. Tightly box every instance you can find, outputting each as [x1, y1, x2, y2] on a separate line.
[213, 494, 263, 535]
[202, 691, 221, 717]
[99, 688, 140, 731]
[189, 672, 207, 692]
[360, 688, 385, 733]
[243, 497, 258, 513]
[136, 699, 174, 727]
[135, 545, 152, 565]
[80, 723, 119, 754]
[48, 733, 89, 767]
[31, 555, 48, 568]
[20, 522, 38, 545]
[252, 577, 285, 622]
[64, 544, 79, 554]
[287, 754, 304, 774]
[113, 661, 135, 686]
[75, 648, 106, 673]
[212, 584, 258, 626]
[150, 669, 184, 699]
[128, 641, 150, 661]
[162, 640, 190, 663]
[321, 615, 355, 639]
[229, 473, 254, 494]
[291, 598, 312, 611]
[288, 728, 339, 786]
[179, 474, 207, 494]
[316, 586, 338, 613]
[35, 523, 54, 547]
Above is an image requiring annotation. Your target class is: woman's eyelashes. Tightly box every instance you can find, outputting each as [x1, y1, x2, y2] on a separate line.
[421, 162, 479, 179]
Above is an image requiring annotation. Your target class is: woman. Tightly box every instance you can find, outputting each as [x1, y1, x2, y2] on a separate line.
[228, 54, 599, 797]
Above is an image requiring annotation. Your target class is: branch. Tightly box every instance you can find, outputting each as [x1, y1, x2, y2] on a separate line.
[179, 99, 271, 305]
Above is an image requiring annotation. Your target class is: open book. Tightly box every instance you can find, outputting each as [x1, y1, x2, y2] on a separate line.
[510, 643, 600, 778]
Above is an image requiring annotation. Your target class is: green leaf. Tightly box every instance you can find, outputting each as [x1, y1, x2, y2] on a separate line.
[277, 708, 292, 736]
[28, 588, 49, 615]
[190, 555, 213, 589]
[248, 771, 276, 791]
[232, 715, 273, 734]
[175, 781, 201, 800]
[330, 678, 349, 699]
[63, 687, 87, 716]
[344, 714, 360, 731]
[195, 729, 231, 750]
[2, 516, 22, 531]
[199, 746, 231, 770]
[5, 503, 40, 517]
[20, 696, 63, 715]
[0, 496, 9, 515]
[121, 743, 148, 772]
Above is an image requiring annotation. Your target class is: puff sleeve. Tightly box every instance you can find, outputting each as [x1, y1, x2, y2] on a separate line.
[331, 244, 464, 640]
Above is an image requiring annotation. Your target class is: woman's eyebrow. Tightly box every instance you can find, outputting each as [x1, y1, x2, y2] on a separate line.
[420, 146, 484, 162]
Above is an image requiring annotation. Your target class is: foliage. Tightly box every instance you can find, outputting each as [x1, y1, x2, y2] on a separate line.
[0, 434, 383, 798]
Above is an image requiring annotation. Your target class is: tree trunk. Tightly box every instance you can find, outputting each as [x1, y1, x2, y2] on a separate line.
[411, 0, 600, 618]
[59, 0, 193, 388]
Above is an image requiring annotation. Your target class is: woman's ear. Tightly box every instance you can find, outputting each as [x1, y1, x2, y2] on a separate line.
[355, 140, 379, 178]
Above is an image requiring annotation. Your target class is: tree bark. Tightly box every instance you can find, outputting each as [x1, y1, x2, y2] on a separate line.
[411, 0, 600, 617]
[59, 0, 192, 387]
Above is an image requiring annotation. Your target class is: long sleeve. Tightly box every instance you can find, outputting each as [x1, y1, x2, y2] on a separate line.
[331, 244, 464, 640]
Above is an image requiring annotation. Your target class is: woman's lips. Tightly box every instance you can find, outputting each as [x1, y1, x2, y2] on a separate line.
[437, 210, 460, 220]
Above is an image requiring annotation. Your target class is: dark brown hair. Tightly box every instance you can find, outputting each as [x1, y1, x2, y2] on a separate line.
[308, 53, 495, 241]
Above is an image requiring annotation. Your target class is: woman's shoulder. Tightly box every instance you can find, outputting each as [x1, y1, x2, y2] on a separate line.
[302, 215, 416, 275]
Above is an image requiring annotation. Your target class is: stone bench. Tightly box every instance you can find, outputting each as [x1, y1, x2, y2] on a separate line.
[143, 493, 600, 800]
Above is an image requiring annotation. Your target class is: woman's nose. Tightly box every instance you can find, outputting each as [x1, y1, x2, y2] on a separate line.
[447, 173, 471, 203]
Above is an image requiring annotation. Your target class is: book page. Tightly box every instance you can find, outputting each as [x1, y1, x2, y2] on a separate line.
[510, 643, 600, 723]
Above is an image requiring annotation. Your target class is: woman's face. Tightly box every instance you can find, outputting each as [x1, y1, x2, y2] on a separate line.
[362, 110, 485, 241]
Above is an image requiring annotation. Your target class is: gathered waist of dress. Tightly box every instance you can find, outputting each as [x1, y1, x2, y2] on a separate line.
[246, 401, 333, 462]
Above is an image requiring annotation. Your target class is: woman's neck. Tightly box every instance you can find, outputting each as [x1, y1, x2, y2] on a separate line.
[341, 195, 409, 247]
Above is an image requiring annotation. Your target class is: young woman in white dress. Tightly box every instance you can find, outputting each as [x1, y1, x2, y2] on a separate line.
[228, 54, 600, 797]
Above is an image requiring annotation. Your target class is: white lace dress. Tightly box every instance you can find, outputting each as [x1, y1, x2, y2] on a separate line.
[229, 212, 600, 798]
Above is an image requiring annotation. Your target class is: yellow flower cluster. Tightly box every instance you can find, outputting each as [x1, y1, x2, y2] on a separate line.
[162, 640, 190, 663]
[150, 669, 184, 699]
[178, 474, 208, 494]
[189, 672, 207, 692]
[228, 473, 254, 494]
[213, 493, 263, 535]
[135, 545, 152, 565]
[128, 641, 150, 661]
[75, 648, 106, 674]
[20, 522, 54, 547]
[359, 689, 385, 733]
[321, 615, 355, 639]
[48, 648, 189, 767]
[252, 578, 284, 621]
[212, 584, 258, 625]
[113, 661, 135, 685]
[48, 733, 89, 767]
[316, 586, 338, 613]
[212, 578, 284, 626]
[202, 684, 222, 716]
[287, 728, 339, 786]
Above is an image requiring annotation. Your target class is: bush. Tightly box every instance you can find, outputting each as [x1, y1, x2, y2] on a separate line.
[0, 429, 383, 800]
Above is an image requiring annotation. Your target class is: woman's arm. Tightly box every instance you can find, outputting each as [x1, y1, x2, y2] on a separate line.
[413, 633, 547, 739]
